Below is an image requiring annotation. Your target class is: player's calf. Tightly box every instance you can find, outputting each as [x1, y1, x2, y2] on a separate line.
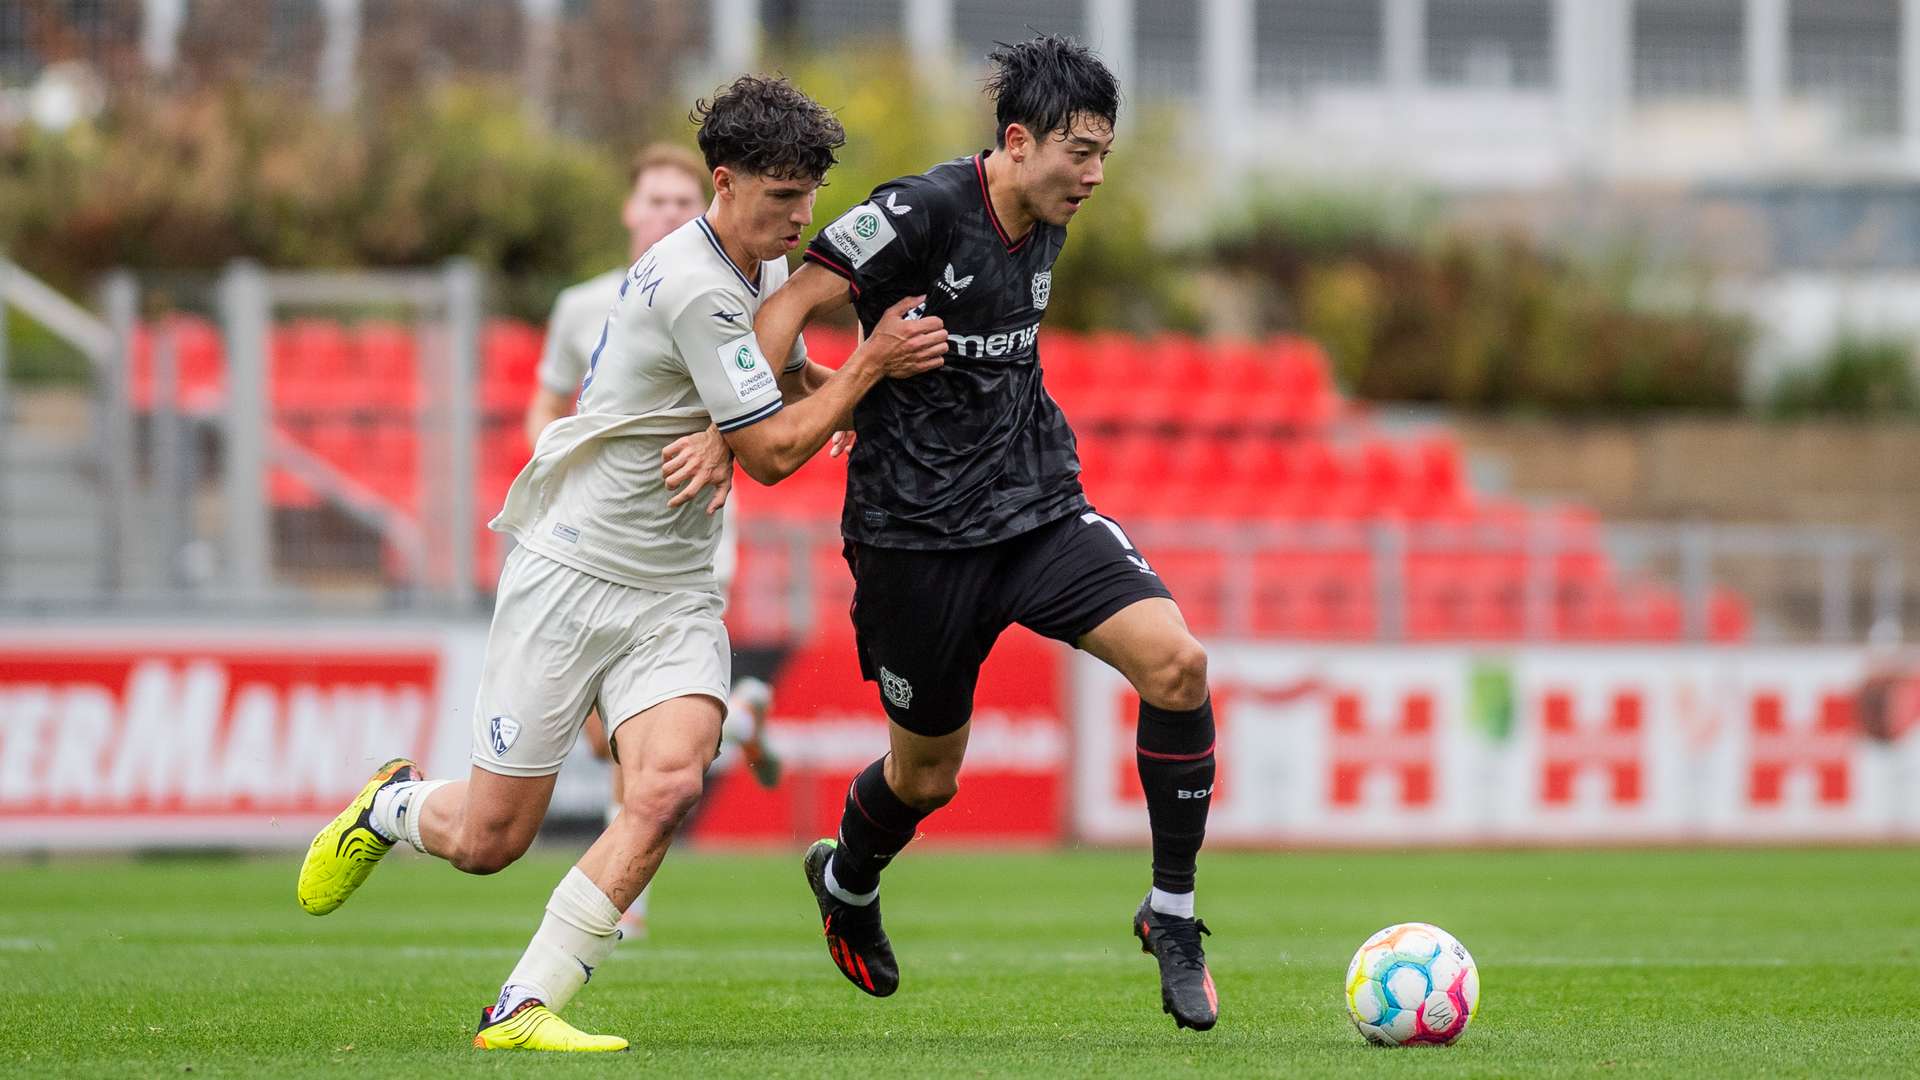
[445, 815, 541, 875]
[830, 757, 936, 900]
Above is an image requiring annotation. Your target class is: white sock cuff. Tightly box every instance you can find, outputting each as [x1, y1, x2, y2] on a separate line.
[401, 779, 451, 853]
[1149, 886, 1196, 919]
[823, 857, 878, 906]
[502, 869, 623, 1014]
[551, 866, 622, 936]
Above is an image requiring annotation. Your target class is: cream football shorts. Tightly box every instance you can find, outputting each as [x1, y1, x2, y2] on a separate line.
[471, 545, 731, 777]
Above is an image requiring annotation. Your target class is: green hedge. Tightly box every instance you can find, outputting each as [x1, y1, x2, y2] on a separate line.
[0, 81, 629, 304]
[1203, 184, 1750, 414]
[1768, 336, 1920, 418]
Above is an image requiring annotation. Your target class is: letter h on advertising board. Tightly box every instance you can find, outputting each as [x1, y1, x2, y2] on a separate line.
[1748, 692, 1853, 807]
[1539, 690, 1644, 807]
[1329, 692, 1435, 808]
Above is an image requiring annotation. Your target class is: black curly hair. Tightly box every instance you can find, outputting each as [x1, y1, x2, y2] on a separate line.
[691, 75, 846, 183]
[984, 34, 1119, 147]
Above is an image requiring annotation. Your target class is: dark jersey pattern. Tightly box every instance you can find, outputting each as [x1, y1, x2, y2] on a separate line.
[804, 152, 1088, 549]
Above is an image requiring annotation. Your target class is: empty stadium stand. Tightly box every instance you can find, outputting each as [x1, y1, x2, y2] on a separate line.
[127, 315, 1749, 644]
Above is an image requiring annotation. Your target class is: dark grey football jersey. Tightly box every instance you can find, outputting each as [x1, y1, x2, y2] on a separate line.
[804, 152, 1088, 549]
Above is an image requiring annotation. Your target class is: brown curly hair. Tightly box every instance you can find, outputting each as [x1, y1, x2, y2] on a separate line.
[691, 75, 845, 183]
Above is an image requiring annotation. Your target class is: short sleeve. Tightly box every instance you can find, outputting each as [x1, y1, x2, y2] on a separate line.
[803, 177, 941, 299]
[536, 289, 591, 395]
[671, 288, 785, 432]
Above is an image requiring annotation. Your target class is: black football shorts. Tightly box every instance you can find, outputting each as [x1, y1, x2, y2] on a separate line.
[845, 507, 1174, 737]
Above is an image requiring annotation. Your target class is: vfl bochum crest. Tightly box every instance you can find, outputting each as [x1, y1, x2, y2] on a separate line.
[489, 715, 521, 756]
[1031, 270, 1052, 310]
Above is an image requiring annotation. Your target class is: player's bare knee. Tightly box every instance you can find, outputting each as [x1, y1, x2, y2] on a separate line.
[893, 768, 960, 811]
[620, 767, 705, 832]
[1143, 638, 1209, 712]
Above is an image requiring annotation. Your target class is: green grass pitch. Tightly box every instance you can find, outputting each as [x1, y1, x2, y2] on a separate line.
[5, 846, 1917, 1077]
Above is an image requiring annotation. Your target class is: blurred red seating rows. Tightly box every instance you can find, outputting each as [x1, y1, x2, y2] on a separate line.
[1044, 333, 1340, 432]
[728, 518, 1752, 645]
[132, 316, 548, 417]
[1075, 430, 1467, 521]
[123, 315, 1751, 642]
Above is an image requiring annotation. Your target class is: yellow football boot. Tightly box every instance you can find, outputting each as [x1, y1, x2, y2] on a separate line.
[473, 1000, 629, 1052]
[295, 757, 421, 915]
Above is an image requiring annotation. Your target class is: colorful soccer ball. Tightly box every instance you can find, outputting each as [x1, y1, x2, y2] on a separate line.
[1344, 922, 1479, 1046]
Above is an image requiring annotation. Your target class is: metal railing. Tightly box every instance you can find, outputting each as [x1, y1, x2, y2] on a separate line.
[2, 257, 483, 613]
[732, 516, 1906, 646]
[2, 258, 1908, 647]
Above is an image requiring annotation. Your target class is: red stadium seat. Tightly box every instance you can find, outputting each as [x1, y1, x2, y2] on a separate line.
[1709, 588, 1751, 642]
[357, 322, 420, 414]
[1252, 549, 1376, 639]
[1150, 546, 1226, 635]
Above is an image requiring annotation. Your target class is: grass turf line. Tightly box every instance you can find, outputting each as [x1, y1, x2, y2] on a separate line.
[3, 848, 1917, 1078]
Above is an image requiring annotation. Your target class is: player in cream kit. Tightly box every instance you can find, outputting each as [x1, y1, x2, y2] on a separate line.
[525, 141, 783, 941]
[295, 75, 947, 1053]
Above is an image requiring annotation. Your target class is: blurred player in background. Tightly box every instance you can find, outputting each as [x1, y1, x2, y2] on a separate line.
[295, 75, 948, 1052]
[754, 35, 1223, 1031]
[526, 141, 784, 940]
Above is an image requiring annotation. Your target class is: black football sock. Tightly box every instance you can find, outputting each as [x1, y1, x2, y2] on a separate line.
[1136, 696, 1216, 898]
[827, 756, 928, 901]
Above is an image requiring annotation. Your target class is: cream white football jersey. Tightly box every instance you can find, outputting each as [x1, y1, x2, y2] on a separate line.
[492, 216, 805, 591]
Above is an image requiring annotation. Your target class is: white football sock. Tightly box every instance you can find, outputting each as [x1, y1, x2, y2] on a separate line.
[499, 866, 622, 1014]
[823, 856, 878, 906]
[1149, 887, 1196, 919]
[369, 778, 451, 851]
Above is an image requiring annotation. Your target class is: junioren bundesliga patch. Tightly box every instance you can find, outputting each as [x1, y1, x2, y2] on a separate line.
[717, 335, 777, 403]
[822, 203, 899, 269]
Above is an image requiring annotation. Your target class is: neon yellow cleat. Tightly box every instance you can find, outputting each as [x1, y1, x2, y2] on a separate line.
[473, 1000, 629, 1052]
[295, 757, 421, 915]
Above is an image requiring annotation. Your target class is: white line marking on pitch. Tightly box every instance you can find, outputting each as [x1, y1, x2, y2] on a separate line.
[1498, 956, 1792, 968]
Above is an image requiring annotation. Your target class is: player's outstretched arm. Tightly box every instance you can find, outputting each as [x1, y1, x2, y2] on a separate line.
[762, 263, 855, 399]
[726, 295, 943, 485]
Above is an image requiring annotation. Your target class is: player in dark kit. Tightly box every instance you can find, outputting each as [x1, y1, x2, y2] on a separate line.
[753, 36, 1220, 1031]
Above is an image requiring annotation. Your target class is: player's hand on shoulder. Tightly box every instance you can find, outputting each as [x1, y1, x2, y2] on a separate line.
[864, 295, 946, 379]
[662, 425, 735, 514]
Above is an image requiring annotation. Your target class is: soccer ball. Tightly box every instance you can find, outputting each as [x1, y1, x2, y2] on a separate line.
[1344, 922, 1479, 1046]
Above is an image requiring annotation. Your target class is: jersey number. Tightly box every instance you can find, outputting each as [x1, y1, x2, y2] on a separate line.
[1082, 512, 1154, 575]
